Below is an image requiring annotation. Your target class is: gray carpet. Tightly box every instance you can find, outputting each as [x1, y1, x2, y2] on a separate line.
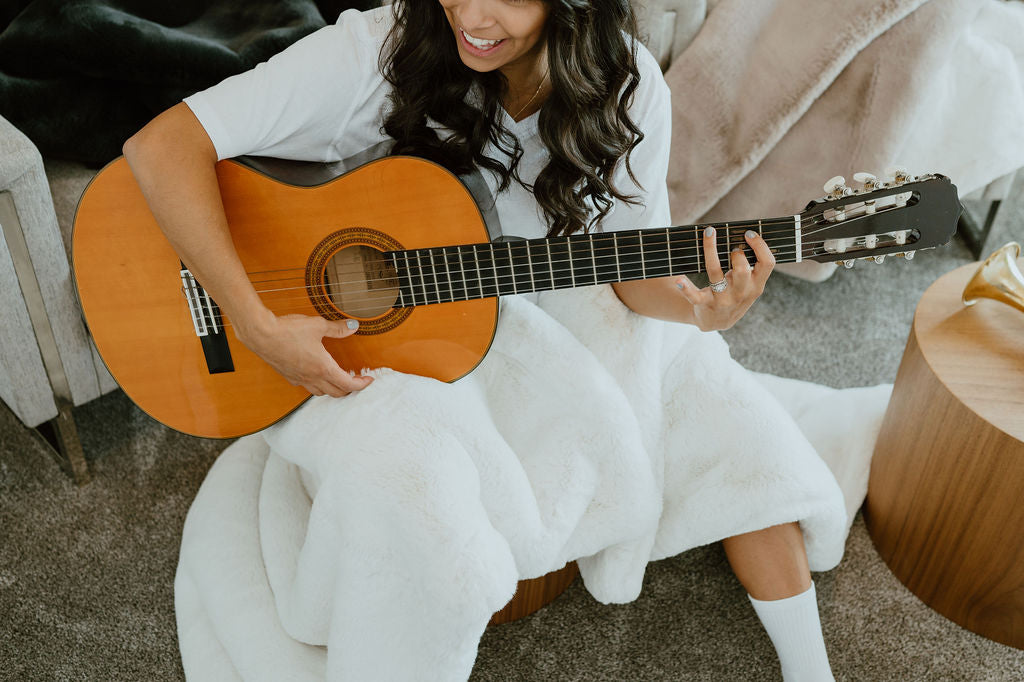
[2, 173, 1024, 681]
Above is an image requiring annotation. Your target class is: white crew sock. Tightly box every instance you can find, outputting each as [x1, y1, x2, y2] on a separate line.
[748, 581, 835, 682]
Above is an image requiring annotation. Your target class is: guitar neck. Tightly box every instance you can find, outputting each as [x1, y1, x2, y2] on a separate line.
[390, 216, 803, 306]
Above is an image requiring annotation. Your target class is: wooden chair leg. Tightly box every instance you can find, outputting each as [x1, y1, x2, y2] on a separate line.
[489, 561, 579, 625]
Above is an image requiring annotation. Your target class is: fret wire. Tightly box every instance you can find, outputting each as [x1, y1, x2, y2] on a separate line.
[458, 245, 468, 301]
[507, 243, 517, 295]
[639, 231, 646, 279]
[489, 243, 499, 293]
[505, 242, 516, 295]
[694, 227, 702, 273]
[664, 227, 672, 276]
[473, 244, 482, 300]
[589, 236, 597, 278]
[547, 241, 554, 286]
[441, 248, 452, 303]
[613, 233, 621, 280]
[399, 252, 411, 307]
[429, 249, 441, 302]
[390, 253, 400, 307]
[415, 251, 428, 304]
[567, 238, 575, 285]
[527, 240, 536, 291]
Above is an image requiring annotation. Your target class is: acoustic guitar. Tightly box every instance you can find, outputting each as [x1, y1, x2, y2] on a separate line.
[72, 156, 962, 438]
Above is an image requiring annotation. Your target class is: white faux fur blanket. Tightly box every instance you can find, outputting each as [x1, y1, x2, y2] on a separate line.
[668, 0, 1024, 225]
[175, 286, 891, 681]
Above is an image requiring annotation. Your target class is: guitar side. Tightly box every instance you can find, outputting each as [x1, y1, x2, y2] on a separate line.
[72, 156, 498, 438]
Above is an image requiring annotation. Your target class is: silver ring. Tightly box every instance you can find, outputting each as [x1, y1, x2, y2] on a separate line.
[709, 278, 728, 293]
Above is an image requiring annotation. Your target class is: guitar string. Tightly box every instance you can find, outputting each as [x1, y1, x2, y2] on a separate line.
[235, 193, 909, 284]
[240, 228, 899, 301]
[215, 232, 818, 309]
[221, 214, 842, 284]
[200, 236, 889, 326]
[242, 215, 896, 294]
[235, 220, 829, 295]
[203, 233, 903, 325]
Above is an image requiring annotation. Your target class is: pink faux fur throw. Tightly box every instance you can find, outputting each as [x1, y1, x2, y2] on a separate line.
[666, 0, 1024, 225]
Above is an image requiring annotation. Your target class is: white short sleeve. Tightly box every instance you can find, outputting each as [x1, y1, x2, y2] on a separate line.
[599, 45, 673, 232]
[183, 7, 392, 162]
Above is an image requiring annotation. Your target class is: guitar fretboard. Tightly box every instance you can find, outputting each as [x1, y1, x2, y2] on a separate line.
[388, 218, 802, 307]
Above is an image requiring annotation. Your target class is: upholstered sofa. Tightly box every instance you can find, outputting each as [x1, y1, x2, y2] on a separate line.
[0, 0, 715, 481]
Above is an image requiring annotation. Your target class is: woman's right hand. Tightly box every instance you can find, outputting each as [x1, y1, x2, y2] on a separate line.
[237, 311, 373, 398]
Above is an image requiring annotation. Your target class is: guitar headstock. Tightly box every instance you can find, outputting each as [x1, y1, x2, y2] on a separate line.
[798, 168, 963, 267]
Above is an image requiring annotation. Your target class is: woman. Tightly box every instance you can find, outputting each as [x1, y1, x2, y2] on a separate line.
[125, 1, 836, 680]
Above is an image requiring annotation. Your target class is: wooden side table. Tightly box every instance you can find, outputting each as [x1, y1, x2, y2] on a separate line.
[489, 562, 579, 625]
[865, 259, 1024, 650]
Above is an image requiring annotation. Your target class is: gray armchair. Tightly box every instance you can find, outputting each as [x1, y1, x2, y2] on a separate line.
[0, 0, 711, 483]
[0, 117, 116, 482]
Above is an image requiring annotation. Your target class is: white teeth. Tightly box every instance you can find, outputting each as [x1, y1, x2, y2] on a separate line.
[461, 29, 502, 49]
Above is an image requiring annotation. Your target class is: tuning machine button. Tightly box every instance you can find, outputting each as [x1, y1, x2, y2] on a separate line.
[873, 255, 885, 264]
[853, 172, 877, 190]
[824, 176, 853, 199]
[904, 250, 915, 260]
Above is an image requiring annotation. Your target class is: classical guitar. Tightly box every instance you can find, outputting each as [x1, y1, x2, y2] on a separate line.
[72, 156, 962, 438]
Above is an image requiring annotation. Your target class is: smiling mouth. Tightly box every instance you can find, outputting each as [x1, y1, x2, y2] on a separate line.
[460, 28, 505, 51]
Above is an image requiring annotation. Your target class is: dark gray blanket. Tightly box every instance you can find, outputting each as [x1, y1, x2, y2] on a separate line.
[0, 0, 377, 164]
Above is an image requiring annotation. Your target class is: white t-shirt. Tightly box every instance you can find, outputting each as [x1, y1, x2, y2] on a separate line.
[184, 5, 672, 241]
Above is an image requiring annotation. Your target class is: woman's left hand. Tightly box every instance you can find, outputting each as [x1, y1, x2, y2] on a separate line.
[676, 227, 775, 331]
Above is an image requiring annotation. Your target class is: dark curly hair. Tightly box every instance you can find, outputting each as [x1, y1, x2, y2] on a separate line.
[380, 0, 645, 237]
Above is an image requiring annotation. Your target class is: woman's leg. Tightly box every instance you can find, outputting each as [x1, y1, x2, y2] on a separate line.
[722, 523, 835, 682]
[721, 521, 810, 600]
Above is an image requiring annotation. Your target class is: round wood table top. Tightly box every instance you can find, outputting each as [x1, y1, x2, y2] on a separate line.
[915, 259, 1024, 441]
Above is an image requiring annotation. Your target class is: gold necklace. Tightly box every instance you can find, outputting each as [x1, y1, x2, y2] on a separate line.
[510, 65, 549, 120]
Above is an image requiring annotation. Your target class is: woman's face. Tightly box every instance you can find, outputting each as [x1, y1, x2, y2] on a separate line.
[437, 0, 550, 78]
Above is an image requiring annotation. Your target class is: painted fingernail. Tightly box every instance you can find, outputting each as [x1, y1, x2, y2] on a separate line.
[746, 230, 757, 239]
[704, 226, 714, 238]
[346, 319, 359, 330]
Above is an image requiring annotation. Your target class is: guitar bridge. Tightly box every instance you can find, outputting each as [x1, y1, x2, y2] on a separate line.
[180, 267, 234, 374]
[181, 268, 216, 337]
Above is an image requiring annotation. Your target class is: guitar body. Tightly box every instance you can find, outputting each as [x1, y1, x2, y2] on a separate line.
[73, 156, 498, 438]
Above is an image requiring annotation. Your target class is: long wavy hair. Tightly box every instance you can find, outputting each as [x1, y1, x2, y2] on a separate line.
[380, 0, 644, 237]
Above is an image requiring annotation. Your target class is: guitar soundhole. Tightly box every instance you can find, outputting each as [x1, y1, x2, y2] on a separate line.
[323, 245, 400, 318]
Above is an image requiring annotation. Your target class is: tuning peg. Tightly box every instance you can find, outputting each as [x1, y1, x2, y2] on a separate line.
[873, 255, 885, 264]
[885, 165, 910, 185]
[853, 172, 877, 190]
[904, 250, 915, 260]
[823, 176, 852, 199]
[843, 259, 855, 269]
